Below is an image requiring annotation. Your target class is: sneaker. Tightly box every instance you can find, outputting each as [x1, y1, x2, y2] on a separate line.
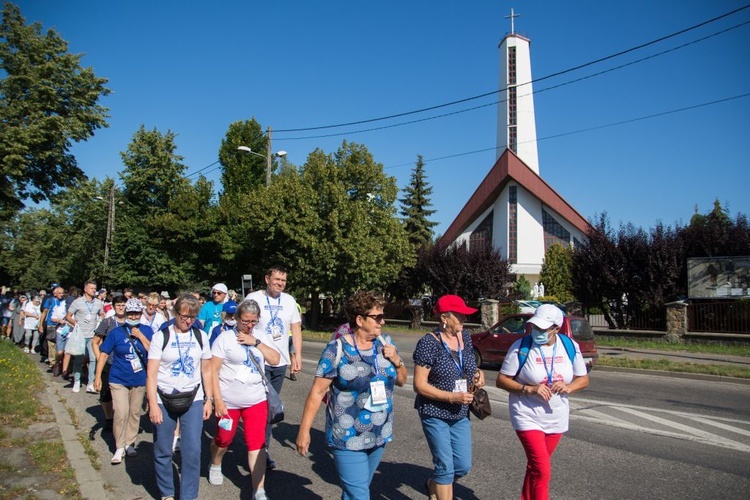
[208, 465, 224, 485]
[52, 363, 61, 377]
[172, 436, 180, 453]
[23, 347, 30, 353]
[111, 448, 125, 464]
[86, 384, 98, 394]
[125, 445, 137, 457]
[254, 489, 268, 500]
[266, 454, 276, 470]
[72, 381, 81, 393]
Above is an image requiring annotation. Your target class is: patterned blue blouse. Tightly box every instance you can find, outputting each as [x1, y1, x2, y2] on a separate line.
[413, 329, 478, 420]
[315, 334, 399, 451]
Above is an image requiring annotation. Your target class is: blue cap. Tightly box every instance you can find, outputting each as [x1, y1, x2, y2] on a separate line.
[223, 301, 238, 314]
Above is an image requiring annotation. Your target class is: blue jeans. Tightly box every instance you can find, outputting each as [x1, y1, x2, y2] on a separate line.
[264, 364, 287, 452]
[72, 337, 95, 384]
[153, 401, 204, 500]
[421, 416, 472, 485]
[332, 445, 385, 500]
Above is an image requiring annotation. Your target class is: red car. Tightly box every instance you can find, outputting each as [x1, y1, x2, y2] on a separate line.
[470, 313, 598, 372]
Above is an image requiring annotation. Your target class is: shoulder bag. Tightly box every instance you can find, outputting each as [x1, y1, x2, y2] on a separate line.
[247, 346, 285, 424]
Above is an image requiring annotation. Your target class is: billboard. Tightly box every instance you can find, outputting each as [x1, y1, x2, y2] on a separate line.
[687, 256, 750, 299]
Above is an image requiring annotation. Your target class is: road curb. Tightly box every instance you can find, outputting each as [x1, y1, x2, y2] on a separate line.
[595, 365, 750, 385]
[41, 367, 109, 499]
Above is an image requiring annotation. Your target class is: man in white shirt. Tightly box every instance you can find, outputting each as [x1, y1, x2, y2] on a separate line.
[245, 266, 302, 469]
[66, 280, 104, 393]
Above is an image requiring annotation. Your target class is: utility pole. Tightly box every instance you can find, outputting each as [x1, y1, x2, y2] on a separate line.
[266, 126, 272, 186]
[102, 184, 115, 286]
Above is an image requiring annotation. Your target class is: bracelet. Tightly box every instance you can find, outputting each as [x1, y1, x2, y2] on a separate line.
[520, 385, 526, 395]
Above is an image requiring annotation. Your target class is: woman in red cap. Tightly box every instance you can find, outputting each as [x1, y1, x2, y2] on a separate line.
[413, 294, 485, 500]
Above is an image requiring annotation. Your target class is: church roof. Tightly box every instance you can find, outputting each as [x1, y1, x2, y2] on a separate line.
[441, 148, 592, 244]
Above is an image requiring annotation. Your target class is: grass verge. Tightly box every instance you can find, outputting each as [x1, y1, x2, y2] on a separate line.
[0, 342, 46, 431]
[595, 338, 750, 357]
[28, 440, 83, 498]
[596, 356, 750, 379]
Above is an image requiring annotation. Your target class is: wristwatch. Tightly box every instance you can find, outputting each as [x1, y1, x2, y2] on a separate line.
[394, 358, 404, 368]
[254, 339, 261, 347]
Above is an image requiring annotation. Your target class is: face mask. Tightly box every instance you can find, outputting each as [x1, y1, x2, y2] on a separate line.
[530, 327, 549, 345]
[126, 319, 140, 326]
[225, 319, 236, 327]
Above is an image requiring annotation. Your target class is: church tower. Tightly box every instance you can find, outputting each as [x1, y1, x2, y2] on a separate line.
[496, 9, 540, 174]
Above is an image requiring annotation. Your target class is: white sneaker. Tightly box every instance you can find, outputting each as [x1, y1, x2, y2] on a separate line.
[86, 383, 97, 394]
[72, 381, 81, 393]
[111, 448, 125, 464]
[23, 347, 30, 353]
[125, 445, 137, 457]
[208, 465, 224, 485]
[254, 489, 268, 500]
[172, 436, 180, 453]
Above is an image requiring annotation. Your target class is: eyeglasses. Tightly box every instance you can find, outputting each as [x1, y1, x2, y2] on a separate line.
[213, 291, 226, 295]
[239, 319, 259, 325]
[362, 313, 385, 323]
[177, 313, 197, 321]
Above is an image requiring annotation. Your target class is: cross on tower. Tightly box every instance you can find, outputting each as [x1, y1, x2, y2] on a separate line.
[505, 7, 520, 34]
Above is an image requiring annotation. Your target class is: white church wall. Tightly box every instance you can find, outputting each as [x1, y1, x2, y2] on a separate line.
[515, 184, 545, 274]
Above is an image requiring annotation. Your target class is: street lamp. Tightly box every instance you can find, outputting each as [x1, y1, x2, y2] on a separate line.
[237, 146, 288, 187]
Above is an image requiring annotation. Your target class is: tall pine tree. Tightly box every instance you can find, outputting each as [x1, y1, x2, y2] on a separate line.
[399, 155, 437, 249]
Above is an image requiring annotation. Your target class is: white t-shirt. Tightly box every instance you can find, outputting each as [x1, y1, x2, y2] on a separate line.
[245, 290, 301, 367]
[148, 326, 211, 404]
[141, 310, 166, 332]
[23, 302, 41, 330]
[67, 297, 104, 338]
[211, 329, 275, 409]
[500, 335, 587, 434]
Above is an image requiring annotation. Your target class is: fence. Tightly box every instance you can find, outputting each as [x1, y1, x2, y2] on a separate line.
[688, 301, 750, 334]
[582, 306, 666, 331]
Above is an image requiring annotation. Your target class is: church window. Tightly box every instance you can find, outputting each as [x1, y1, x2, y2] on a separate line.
[508, 47, 516, 85]
[542, 208, 571, 251]
[509, 126, 517, 153]
[509, 186, 517, 263]
[470, 211, 493, 249]
[509, 87, 517, 126]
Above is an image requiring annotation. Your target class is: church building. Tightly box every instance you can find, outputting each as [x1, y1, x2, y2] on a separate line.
[441, 11, 591, 283]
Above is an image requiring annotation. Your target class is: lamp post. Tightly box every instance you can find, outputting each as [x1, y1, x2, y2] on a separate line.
[237, 141, 288, 187]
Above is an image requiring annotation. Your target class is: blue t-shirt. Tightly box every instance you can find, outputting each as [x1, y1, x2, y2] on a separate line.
[100, 324, 154, 387]
[413, 330, 477, 420]
[316, 334, 398, 451]
[198, 301, 224, 334]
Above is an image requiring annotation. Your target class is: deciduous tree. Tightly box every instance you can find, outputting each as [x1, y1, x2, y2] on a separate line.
[539, 243, 574, 303]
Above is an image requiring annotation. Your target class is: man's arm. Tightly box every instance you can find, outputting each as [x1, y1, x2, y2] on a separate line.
[291, 321, 302, 373]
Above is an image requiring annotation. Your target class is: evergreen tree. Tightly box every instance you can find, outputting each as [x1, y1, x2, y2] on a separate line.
[0, 2, 110, 217]
[539, 243, 574, 303]
[399, 155, 437, 249]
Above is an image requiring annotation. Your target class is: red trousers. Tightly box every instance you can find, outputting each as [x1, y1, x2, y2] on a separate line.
[515, 430, 562, 500]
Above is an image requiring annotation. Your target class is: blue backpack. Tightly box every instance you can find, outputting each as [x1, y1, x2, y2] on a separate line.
[514, 334, 577, 379]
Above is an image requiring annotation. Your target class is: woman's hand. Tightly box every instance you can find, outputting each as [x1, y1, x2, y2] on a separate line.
[93, 376, 102, 392]
[296, 429, 311, 456]
[551, 381, 570, 395]
[382, 343, 398, 362]
[203, 400, 212, 420]
[473, 369, 485, 389]
[214, 399, 228, 418]
[533, 384, 553, 401]
[450, 391, 474, 405]
[149, 403, 163, 425]
[236, 331, 256, 346]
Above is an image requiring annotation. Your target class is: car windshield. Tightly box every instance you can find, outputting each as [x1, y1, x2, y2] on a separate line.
[569, 318, 594, 340]
[492, 316, 528, 334]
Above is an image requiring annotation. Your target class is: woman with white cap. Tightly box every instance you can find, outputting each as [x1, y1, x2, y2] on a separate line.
[413, 294, 485, 500]
[496, 304, 589, 500]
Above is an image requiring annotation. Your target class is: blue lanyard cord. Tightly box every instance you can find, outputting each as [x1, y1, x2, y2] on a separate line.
[84, 298, 95, 314]
[265, 293, 281, 324]
[438, 330, 464, 376]
[234, 328, 256, 366]
[173, 329, 193, 375]
[538, 339, 558, 387]
[350, 334, 380, 376]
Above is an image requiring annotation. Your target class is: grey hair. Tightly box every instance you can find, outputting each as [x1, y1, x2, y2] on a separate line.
[235, 299, 261, 320]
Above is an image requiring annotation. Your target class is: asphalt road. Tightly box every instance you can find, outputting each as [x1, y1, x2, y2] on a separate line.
[49, 336, 750, 499]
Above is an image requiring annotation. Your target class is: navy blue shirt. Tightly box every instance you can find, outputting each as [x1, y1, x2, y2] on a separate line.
[413, 330, 477, 420]
[100, 324, 153, 387]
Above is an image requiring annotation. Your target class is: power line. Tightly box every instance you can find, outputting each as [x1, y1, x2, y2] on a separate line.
[273, 4, 750, 134]
[384, 93, 750, 170]
[277, 19, 750, 142]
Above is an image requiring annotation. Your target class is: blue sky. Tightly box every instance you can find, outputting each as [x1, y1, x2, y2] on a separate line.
[15, 0, 750, 236]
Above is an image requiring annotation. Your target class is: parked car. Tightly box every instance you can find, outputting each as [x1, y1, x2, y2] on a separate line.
[514, 300, 542, 314]
[471, 313, 598, 372]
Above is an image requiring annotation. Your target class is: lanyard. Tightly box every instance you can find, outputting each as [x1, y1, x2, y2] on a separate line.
[350, 334, 380, 376]
[265, 292, 281, 325]
[438, 330, 463, 375]
[144, 312, 156, 328]
[233, 327, 255, 366]
[173, 327, 192, 375]
[83, 298, 95, 314]
[538, 338, 558, 387]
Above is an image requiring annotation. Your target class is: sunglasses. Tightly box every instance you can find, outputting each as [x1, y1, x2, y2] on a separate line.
[362, 313, 385, 323]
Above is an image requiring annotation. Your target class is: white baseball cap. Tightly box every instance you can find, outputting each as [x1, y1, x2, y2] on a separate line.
[526, 304, 564, 330]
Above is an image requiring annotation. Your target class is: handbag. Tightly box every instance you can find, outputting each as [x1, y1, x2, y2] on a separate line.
[247, 347, 285, 424]
[469, 384, 492, 420]
[157, 385, 200, 415]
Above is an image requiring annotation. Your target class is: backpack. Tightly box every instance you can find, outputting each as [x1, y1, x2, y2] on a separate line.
[514, 333, 577, 379]
[162, 326, 204, 350]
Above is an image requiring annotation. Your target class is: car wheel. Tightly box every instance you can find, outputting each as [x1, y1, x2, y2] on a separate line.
[473, 348, 483, 368]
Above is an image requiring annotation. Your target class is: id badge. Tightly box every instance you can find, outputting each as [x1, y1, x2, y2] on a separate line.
[548, 394, 564, 409]
[453, 379, 468, 393]
[370, 380, 387, 405]
[270, 325, 282, 340]
[83, 313, 92, 323]
[130, 357, 143, 373]
[235, 365, 252, 384]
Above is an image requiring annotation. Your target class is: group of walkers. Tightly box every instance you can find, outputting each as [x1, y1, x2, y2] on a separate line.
[4, 264, 589, 500]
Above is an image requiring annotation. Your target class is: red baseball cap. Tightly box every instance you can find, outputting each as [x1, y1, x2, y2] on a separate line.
[433, 295, 477, 316]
